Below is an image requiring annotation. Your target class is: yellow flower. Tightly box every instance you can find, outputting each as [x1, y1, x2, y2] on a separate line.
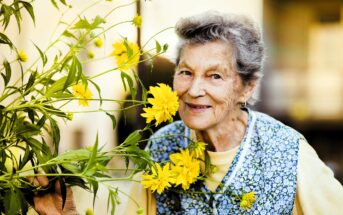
[169, 149, 200, 190]
[94, 37, 103, 48]
[18, 49, 28, 62]
[132, 15, 142, 28]
[189, 141, 207, 158]
[141, 163, 173, 194]
[72, 83, 93, 107]
[141, 83, 179, 126]
[111, 39, 140, 70]
[170, 149, 193, 166]
[240, 191, 256, 210]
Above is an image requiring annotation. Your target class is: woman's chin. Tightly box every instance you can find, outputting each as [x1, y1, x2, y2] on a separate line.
[182, 118, 210, 131]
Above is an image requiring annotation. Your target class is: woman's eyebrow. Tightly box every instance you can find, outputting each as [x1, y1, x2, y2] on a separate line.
[206, 64, 220, 71]
[177, 61, 193, 70]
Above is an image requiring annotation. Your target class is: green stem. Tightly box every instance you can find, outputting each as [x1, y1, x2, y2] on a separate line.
[117, 188, 141, 208]
[103, 1, 137, 19]
[65, 103, 143, 114]
[141, 27, 174, 50]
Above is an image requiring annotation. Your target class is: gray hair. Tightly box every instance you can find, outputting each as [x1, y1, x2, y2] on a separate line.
[175, 11, 265, 87]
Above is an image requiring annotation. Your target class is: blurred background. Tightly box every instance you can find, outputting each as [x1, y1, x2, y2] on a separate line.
[2, 0, 343, 214]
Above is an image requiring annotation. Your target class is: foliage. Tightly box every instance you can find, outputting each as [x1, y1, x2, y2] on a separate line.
[0, 0, 172, 214]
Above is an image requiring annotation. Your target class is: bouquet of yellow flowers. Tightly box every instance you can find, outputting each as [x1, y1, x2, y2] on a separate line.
[0, 0, 172, 214]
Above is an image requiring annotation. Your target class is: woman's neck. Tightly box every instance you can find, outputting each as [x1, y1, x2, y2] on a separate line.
[196, 109, 248, 152]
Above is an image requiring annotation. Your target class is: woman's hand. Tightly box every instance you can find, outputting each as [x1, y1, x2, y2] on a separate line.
[31, 176, 78, 215]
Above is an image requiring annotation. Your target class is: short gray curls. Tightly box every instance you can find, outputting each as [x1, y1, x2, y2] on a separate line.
[175, 11, 265, 85]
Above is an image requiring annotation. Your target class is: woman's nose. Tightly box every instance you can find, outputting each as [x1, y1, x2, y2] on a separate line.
[188, 78, 205, 97]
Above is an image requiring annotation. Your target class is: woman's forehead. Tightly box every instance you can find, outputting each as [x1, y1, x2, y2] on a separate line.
[177, 41, 233, 70]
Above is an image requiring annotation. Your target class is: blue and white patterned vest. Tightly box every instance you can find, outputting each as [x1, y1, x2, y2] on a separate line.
[148, 110, 301, 214]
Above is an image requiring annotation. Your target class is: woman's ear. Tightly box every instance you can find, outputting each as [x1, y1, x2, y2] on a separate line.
[240, 80, 257, 103]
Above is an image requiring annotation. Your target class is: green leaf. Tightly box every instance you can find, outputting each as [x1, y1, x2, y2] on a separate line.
[49, 117, 60, 154]
[59, 0, 67, 5]
[59, 177, 67, 209]
[122, 130, 141, 146]
[50, 0, 67, 9]
[125, 145, 150, 172]
[105, 112, 116, 130]
[33, 43, 47, 66]
[13, 2, 22, 32]
[73, 16, 91, 29]
[27, 108, 35, 123]
[4, 188, 27, 215]
[1, 5, 12, 30]
[64, 176, 88, 190]
[155, 40, 161, 53]
[55, 149, 91, 161]
[36, 115, 46, 128]
[123, 38, 133, 58]
[91, 15, 105, 29]
[50, 0, 59, 9]
[60, 162, 81, 173]
[15, 121, 41, 139]
[20, 1, 35, 25]
[83, 133, 98, 175]
[46, 76, 68, 97]
[73, 15, 105, 30]
[26, 137, 52, 168]
[18, 146, 33, 170]
[63, 56, 82, 90]
[91, 180, 98, 207]
[63, 30, 77, 40]
[0, 32, 14, 49]
[120, 71, 136, 100]
[24, 70, 37, 94]
[163, 43, 168, 52]
[88, 79, 102, 106]
[1, 60, 11, 86]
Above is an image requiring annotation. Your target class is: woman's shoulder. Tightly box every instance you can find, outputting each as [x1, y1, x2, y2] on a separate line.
[253, 110, 303, 141]
[147, 120, 189, 162]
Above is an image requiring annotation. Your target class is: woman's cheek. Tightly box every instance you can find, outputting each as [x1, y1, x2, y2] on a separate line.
[174, 79, 189, 96]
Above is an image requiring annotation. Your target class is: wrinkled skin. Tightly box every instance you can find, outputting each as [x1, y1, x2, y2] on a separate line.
[173, 40, 256, 151]
[31, 176, 77, 215]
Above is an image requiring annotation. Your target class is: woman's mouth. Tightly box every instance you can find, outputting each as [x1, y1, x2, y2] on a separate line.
[186, 103, 212, 113]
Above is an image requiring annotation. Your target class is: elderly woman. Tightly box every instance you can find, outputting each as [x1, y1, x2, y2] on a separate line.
[34, 11, 343, 215]
[124, 11, 343, 215]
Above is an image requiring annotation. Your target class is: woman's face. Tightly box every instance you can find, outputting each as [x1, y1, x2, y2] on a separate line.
[173, 40, 250, 131]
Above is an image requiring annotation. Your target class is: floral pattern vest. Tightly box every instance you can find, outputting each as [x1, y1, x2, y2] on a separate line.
[148, 110, 301, 215]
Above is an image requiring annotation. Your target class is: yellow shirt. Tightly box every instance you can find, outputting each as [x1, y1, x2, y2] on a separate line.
[125, 139, 343, 215]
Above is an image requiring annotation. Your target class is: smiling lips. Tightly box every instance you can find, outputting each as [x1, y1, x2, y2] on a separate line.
[186, 102, 212, 113]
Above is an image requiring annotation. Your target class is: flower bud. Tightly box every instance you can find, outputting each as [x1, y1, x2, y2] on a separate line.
[88, 50, 95, 59]
[85, 208, 94, 215]
[94, 37, 103, 48]
[136, 207, 144, 214]
[67, 113, 74, 120]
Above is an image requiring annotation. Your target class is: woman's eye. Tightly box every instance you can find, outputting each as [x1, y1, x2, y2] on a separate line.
[179, 70, 192, 76]
[211, 74, 222, 79]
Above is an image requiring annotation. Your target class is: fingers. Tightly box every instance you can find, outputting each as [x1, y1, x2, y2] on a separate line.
[28, 176, 49, 187]
[37, 176, 49, 187]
